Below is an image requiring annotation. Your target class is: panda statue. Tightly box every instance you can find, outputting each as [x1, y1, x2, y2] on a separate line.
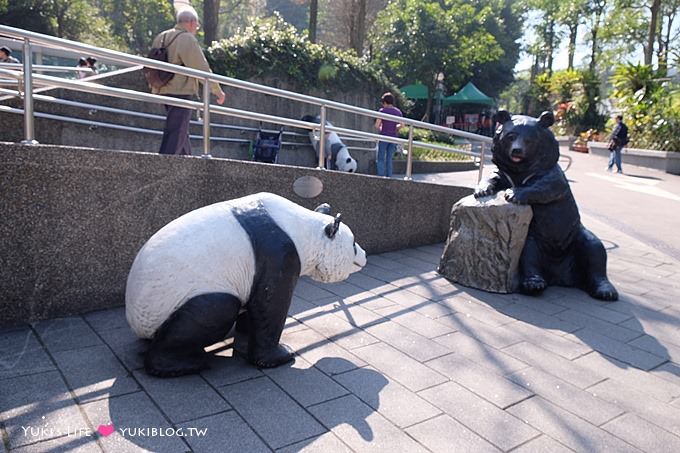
[126, 192, 367, 377]
[301, 115, 358, 173]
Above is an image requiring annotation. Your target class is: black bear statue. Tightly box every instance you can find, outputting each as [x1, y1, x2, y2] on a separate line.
[474, 110, 618, 301]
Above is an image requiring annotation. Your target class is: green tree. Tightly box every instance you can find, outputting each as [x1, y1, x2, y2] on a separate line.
[556, 0, 588, 70]
[370, 0, 502, 121]
[96, 0, 174, 54]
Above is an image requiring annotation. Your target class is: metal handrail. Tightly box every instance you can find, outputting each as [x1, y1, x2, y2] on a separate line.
[0, 62, 93, 73]
[0, 24, 490, 181]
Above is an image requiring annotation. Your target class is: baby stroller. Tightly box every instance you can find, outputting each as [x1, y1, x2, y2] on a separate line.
[252, 129, 283, 164]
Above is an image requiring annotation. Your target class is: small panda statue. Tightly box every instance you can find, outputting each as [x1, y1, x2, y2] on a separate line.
[126, 192, 367, 377]
[301, 115, 358, 173]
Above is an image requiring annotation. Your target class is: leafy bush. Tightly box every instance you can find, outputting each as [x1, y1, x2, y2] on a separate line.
[206, 14, 405, 105]
[393, 143, 470, 162]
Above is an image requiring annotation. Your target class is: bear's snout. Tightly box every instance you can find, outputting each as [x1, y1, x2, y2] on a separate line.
[510, 147, 525, 163]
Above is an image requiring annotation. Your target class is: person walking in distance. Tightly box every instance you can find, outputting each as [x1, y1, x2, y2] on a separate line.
[151, 7, 226, 155]
[607, 115, 629, 174]
[374, 92, 403, 177]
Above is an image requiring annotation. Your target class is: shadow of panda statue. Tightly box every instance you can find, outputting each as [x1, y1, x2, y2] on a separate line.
[301, 115, 358, 172]
[474, 110, 618, 301]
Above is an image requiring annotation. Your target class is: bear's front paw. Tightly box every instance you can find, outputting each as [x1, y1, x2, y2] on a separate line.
[474, 186, 494, 199]
[250, 344, 294, 368]
[521, 275, 547, 295]
[504, 189, 528, 204]
[591, 279, 619, 302]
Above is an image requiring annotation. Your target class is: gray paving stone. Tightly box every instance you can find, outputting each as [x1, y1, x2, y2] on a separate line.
[0, 371, 89, 449]
[0, 339, 55, 380]
[393, 256, 434, 273]
[551, 296, 634, 324]
[607, 293, 673, 314]
[0, 327, 43, 353]
[507, 397, 641, 453]
[333, 366, 440, 428]
[564, 328, 666, 370]
[82, 392, 189, 453]
[435, 314, 524, 349]
[510, 322, 592, 359]
[554, 308, 642, 342]
[620, 308, 680, 346]
[133, 370, 230, 424]
[342, 291, 398, 311]
[32, 317, 102, 353]
[51, 345, 139, 403]
[418, 381, 539, 451]
[437, 296, 517, 327]
[396, 282, 460, 302]
[372, 306, 455, 339]
[433, 332, 529, 374]
[280, 329, 365, 375]
[351, 342, 447, 392]
[653, 362, 680, 387]
[379, 287, 445, 313]
[426, 353, 533, 408]
[587, 379, 680, 436]
[507, 367, 623, 425]
[575, 352, 680, 402]
[405, 415, 501, 453]
[262, 356, 348, 407]
[602, 413, 680, 452]
[293, 303, 379, 350]
[506, 295, 568, 316]
[503, 342, 604, 389]
[497, 303, 579, 333]
[276, 432, 352, 453]
[310, 280, 364, 298]
[82, 308, 128, 333]
[367, 255, 406, 270]
[307, 394, 428, 453]
[177, 411, 270, 453]
[201, 349, 264, 387]
[360, 264, 411, 282]
[10, 435, 102, 452]
[346, 272, 391, 291]
[294, 279, 336, 301]
[218, 376, 325, 449]
[509, 435, 573, 453]
[364, 320, 450, 362]
[628, 334, 680, 363]
[90, 327, 146, 372]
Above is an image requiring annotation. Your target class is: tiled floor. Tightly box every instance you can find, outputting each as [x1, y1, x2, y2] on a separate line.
[1, 213, 680, 452]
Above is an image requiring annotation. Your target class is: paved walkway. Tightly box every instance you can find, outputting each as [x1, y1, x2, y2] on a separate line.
[2, 152, 680, 452]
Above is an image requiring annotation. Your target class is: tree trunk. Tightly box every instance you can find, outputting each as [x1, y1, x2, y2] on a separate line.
[588, 0, 606, 72]
[644, 0, 660, 66]
[309, 0, 318, 43]
[567, 23, 578, 70]
[546, 18, 555, 75]
[204, 0, 221, 46]
[349, 0, 367, 56]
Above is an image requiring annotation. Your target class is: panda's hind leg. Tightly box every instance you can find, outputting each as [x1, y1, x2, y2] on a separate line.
[145, 292, 241, 377]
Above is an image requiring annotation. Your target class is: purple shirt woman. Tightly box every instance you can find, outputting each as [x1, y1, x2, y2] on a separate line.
[374, 92, 403, 177]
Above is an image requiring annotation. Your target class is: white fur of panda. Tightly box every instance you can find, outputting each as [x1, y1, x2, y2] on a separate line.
[126, 192, 366, 339]
[304, 119, 358, 173]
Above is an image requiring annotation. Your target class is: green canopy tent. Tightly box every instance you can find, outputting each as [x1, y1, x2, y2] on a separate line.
[400, 83, 429, 100]
[442, 81, 495, 106]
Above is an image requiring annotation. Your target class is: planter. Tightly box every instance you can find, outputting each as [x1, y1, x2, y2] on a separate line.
[570, 143, 589, 153]
[555, 135, 576, 148]
[588, 141, 680, 175]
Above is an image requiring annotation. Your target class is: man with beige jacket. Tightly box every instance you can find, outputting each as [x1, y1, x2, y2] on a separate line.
[152, 7, 226, 155]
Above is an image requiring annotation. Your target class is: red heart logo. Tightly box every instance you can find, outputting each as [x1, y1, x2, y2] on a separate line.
[97, 424, 115, 437]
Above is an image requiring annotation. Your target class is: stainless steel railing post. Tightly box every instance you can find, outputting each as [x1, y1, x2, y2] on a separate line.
[317, 105, 326, 169]
[478, 141, 486, 183]
[21, 38, 38, 145]
[404, 125, 414, 180]
[202, 78, 211, 158]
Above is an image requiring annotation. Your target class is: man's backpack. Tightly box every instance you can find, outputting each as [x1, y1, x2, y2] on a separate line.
[143, 31, 186, 90]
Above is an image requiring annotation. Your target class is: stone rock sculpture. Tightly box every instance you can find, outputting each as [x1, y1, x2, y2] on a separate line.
[126, 192, 367, 377]
[439, 192, 532, 293]
[471, 110, 618, 301]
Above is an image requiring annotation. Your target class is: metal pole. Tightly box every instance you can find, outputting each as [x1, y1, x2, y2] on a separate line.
[202, 78, 211, 158]
[318, 105, 326, 169]
[477, 141, 486, 183]
[21, 38, 38, 145]
[404, 125, 414, 180]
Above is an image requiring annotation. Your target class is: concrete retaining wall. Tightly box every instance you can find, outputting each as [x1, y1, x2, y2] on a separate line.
[588, 141, 680, 175]
[0, 142, 470, 325]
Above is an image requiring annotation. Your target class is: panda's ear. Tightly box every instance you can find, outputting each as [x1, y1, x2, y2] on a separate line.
[324, 213, 342, 239]
[538, 111, 555, 128]
[314, 203, 331, 215]
[493, 110, 512, 125]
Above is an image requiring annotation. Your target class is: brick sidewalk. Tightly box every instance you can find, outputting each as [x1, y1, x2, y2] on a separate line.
[2, 215, 680, 452]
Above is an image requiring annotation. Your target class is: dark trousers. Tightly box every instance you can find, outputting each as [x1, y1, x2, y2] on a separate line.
[159, 95, 193, 155]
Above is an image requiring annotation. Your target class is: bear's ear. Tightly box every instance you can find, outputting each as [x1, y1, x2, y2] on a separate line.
[324, 213, 342, 239]
[493, 110, 512, 125]
[538, 111, 555, 128]
[315, 203, 331, 215]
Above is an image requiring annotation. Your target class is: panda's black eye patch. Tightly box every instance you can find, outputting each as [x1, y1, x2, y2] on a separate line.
[346, 158, 352, 163]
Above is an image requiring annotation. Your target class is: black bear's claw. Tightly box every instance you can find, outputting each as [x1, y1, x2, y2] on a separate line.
[591, 280, 619, 302]
[522, 275, 547, 295]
